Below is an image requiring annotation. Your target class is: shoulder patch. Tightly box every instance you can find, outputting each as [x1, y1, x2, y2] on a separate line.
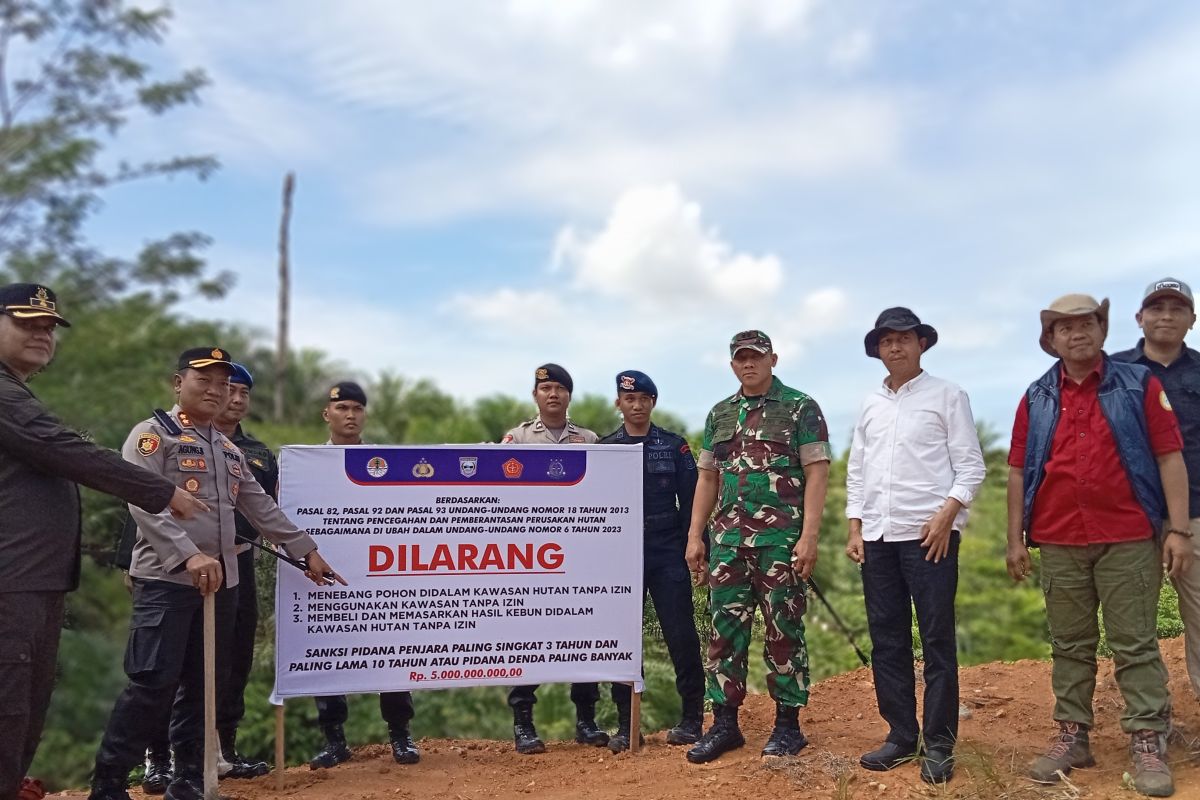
[501, 433, 515, 444]
[136, 432, 161, 457]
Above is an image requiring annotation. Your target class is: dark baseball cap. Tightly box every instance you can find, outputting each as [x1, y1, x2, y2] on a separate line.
[0, 283, 71, 327]
[177, 347, 234, 372]
[328, 381, 367, 406]
[1142, 278, 1194, 310]
[729, 330, 772, 356]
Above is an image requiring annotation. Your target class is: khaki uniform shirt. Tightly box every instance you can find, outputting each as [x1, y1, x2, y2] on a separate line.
[501, 416, 598, 444]
[123, 405, 317, 588]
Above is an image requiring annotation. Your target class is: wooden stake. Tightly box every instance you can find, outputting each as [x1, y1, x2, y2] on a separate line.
[275, 702, 286, 792]
[630, 686, 642, 754]
[203, 593, 218, 799]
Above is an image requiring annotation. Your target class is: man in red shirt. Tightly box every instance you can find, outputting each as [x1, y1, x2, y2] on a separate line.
[1006, 293, 1192, 798]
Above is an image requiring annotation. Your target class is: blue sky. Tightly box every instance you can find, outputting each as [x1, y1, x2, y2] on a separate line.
[84, 0, 1200, 447]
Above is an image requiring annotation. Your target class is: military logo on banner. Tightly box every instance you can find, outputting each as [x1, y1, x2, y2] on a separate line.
[136, 433, 161, 456]
[547, 459, 565, 479]
[184, 477, 201, 494]
[412, 458, 435, 479]
[366, 457, 389, 478]
[459, 456, 478, 478]
[502, 458, 524, 479]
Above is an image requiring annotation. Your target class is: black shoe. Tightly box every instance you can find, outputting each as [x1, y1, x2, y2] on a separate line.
[860, 741, 917, 772]
[686, 704, 745, 764]
[309, 724, 352, 769]
[142, 749, 172, 795]
[608, 695, 642, 752]
[761, 703, 808, 757]
[920, 748, 955, 784]
[574, 703, 610, 747]
[608, 731, 646, 753]
[513, 704, 546, 755]
[390, 730, 421, 764]
[162, 775, 203, 800]
[218, 729, 269, 779]
[87, 769, 133, 800]
[666, 715, 704, 746]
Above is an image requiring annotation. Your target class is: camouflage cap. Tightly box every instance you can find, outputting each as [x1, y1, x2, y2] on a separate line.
[729, 330, 772, 356]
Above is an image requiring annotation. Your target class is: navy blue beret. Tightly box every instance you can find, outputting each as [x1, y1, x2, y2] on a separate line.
[616, 370, 657, 398]
[229, 362, 254, 388]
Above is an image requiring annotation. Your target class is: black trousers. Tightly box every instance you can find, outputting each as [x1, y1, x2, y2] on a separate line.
[0, 591, 64, 800]
[507, 682, 599, 709]
[612, 559, 704, 710]
[94, 579, 237, 774]
[861, 534, 960, 751]
[314, 692, 414, 735]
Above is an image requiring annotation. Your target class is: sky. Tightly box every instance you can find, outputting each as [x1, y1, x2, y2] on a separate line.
[82, 0, 1200, 447]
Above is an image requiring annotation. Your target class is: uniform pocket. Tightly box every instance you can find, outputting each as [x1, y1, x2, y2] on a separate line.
[0, 638, 33, 716]
[123, 606, 167, 678]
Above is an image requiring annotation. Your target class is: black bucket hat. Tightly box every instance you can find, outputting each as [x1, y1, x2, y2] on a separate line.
[864, 307, 938, 358]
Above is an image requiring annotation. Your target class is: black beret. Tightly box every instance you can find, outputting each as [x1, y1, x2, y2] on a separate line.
[327, 381, 367, 406]
[533, 363, 573, 393]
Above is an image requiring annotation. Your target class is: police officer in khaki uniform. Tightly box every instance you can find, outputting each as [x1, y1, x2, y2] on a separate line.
[501, 364, 606, 754]
[87, 348, 343, 800]
[309, 381, 420, 769]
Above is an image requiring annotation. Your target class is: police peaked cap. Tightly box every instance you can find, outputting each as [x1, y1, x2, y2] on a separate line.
[533, 363, 573, 393]
[327, 381, 367, 406]
[177, 347, 234, 371]
[615, 370, 657, 398]
[0, 282, 71, 326]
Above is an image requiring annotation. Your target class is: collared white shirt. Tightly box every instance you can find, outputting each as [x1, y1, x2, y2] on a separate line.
[846, 371, 986, 542]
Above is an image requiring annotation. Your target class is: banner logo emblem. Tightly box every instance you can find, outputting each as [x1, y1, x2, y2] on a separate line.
[459, 456, 478, 478]
[366, 456, 389, 478]
[412, 458, 435, 479]
[547, 459, 565, 479]
[502, 458, 524, 479]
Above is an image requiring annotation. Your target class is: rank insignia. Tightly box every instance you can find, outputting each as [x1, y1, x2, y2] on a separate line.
[222, 439, 237, 451]
[177, 412, 192, 428]
[547, 459, 565, 479]
[250, 458, 265, 468]
[412, 458, 435, 479]
[502, 458, 524, 479]
[184, 477, 201, 493]
[366, 456, 389, 478]
[178, 434, 197, 443]
[459, 456, 478, 478]
[136, 433, 161, 456]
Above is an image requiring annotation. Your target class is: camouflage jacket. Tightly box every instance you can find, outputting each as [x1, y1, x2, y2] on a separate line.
[698, 376, 832, 547]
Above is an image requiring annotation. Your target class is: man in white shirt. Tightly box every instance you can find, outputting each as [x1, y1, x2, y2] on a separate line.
[845, 307, 986, 784]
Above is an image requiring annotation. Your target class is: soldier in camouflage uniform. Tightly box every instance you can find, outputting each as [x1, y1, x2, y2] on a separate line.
[683, 330, 832, 764]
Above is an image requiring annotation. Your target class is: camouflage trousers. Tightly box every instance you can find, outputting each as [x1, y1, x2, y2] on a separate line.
[705, 541, 810, 708]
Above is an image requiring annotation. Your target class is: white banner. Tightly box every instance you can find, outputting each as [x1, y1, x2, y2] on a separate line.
[272, 444, 644, 698]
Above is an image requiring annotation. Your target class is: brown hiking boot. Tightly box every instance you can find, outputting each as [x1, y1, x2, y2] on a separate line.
[1130, 730, 1174, 797]
[1029, 721, 1096, 783]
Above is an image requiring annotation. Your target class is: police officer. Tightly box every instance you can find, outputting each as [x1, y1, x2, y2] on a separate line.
[501, 363, 607, 754]
[87, 348, 343, 800]
[309, 381, 420, 768]
[210, 362, 275, 778]
[600, 371, 704, 753]
[0, 284, 206, 800]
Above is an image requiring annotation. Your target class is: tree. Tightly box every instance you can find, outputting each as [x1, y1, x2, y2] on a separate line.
[0, 0, 221, 302]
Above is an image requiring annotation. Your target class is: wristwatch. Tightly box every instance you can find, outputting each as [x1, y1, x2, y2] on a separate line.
[1166, 527, 1194, 539]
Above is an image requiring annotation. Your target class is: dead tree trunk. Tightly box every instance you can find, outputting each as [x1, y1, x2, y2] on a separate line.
[274, 172, 294, 422]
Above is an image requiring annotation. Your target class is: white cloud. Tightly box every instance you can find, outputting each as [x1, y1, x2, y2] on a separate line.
[828, 29, 874, 70]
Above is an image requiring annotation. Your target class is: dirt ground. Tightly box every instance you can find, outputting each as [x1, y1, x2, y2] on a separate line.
[57, 637, 1200, 799]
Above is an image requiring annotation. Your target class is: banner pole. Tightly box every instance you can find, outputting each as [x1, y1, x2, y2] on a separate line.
[275, 703, 286, 791]
[203, 593, 218, 799]
[630, 686, 642, 754]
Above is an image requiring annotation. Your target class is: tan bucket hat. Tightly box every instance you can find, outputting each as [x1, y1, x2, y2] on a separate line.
[1039, 293, 1109, 357]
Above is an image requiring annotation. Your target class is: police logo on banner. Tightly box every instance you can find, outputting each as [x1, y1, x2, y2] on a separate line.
[547, 459, 565, 479]
[459, 456, 478, 478]
[366, 456, 388, 478]
[412, 458, 435, 479]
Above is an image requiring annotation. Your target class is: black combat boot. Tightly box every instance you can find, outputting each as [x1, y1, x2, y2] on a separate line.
[389, 727, 421, 764]
[607, 695, 645, 753]
[574, 702, 610, 747]
[86, 766, 133, 800]
[761, 702, 808, 757]
[163, 741, 203, 800]
[218, 728, 270, 779]
[308, 724, 352, 769]
[141, 745, 172, 795]
[686, 704, 745, 763]
[513, 704, 546, 754]
[666, 697, 705, 745]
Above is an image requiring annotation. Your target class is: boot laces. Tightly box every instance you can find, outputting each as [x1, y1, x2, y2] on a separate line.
[1045, 723, 1079, 760]
[1132, 731, 1168, 773]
